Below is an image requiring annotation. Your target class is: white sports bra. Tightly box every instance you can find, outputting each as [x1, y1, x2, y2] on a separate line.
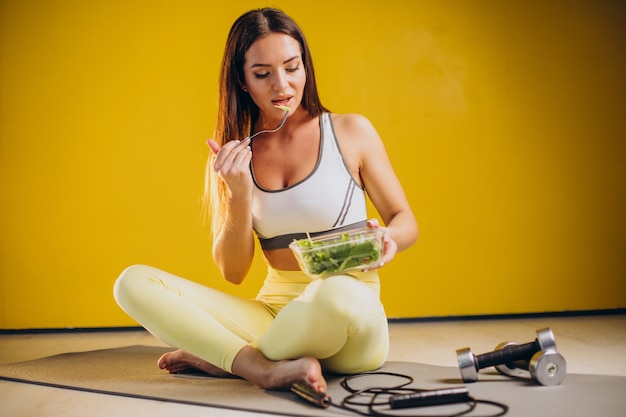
[251, 113, 367, 250]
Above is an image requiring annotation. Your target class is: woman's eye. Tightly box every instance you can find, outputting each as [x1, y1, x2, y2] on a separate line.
[286, 66, 300, 73]
[254, 73, 270, 79]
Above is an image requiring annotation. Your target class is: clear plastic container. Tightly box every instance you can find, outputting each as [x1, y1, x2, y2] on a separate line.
[289, 227, 385, 279]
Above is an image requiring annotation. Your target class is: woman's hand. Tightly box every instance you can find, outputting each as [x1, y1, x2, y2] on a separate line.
[366, 218, 397, 267]
[207, 139, 253, 197]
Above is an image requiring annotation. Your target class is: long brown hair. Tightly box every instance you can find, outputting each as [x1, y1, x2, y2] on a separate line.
[205, 8, 329, 233]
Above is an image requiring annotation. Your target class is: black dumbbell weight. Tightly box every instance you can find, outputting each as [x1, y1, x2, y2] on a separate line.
[456, 328, 556, 383]
[493, 327, 557, 377]
[494, 342, 566, 386]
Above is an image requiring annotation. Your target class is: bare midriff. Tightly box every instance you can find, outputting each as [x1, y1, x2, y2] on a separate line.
[263, 248, 300, 271]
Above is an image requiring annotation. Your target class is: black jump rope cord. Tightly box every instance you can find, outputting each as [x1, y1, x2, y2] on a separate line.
[291, 371, 509, 417]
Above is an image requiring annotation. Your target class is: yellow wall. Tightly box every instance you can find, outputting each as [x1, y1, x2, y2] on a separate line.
[1, 0, 625, 329]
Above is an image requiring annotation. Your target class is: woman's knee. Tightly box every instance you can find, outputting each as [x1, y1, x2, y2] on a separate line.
[314, 275, 377, 317]
[113, 264, 153, 306]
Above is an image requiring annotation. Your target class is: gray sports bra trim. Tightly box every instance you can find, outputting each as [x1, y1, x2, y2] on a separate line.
[252, 113, 367, 250]
[251, 115, 324, 194]
[258, 220, 368, 250]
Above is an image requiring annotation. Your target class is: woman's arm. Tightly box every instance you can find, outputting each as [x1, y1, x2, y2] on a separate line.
[333, 114, 418, 263]
[207, 139, 256, 284]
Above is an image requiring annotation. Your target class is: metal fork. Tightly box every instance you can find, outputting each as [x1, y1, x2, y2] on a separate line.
[240, 109, 290, 145]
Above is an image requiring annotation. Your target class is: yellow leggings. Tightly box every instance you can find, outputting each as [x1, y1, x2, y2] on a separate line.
[113, 264, 389, 374]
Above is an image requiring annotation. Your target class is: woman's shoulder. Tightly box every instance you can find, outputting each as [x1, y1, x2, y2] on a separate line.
[329, 112, 375, 131]
[329, 112, 381, 146]
[330, 112, 380, 142]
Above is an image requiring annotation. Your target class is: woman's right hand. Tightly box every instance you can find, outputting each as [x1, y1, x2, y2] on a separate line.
[207, 139, 253, 197]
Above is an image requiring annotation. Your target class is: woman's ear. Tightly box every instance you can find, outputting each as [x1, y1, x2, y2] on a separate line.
[237, 78, 248, 92]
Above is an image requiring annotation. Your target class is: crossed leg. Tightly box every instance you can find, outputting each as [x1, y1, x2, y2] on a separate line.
[114, 264, 327, 391]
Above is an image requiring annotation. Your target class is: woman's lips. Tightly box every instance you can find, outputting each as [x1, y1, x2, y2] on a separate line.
[272, 97, 292, 107]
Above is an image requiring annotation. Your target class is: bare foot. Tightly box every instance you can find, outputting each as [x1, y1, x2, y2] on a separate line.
[231, 346, 327, 393]
[157, 350, 232, 378]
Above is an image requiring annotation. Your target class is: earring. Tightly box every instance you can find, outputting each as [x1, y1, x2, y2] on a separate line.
[242, 86, 248, 92]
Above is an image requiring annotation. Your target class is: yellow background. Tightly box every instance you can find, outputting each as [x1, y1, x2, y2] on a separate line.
[1, 0, 625, 329]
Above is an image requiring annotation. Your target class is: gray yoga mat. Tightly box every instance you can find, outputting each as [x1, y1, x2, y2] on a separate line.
[0, 345, 624, 417]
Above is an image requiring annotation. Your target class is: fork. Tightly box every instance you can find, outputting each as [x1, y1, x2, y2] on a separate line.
[240, 108, 290, 145]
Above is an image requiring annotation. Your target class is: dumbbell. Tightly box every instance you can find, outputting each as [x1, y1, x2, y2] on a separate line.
[493, 341, 567, 386]
[456, 328, 565, 385]
[490, 327, 556, 378]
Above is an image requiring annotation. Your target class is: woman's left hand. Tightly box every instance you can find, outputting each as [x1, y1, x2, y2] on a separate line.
[366, 218, 397, 267]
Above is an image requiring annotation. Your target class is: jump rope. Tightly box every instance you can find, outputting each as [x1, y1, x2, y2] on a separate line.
[291, 371, 509, 417]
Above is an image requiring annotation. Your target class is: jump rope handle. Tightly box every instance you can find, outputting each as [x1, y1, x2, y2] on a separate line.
[390, 387, 470, 409]
[291, 383, 332, 409]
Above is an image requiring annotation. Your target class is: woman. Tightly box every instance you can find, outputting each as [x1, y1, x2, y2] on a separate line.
[114, 7, 417, 395]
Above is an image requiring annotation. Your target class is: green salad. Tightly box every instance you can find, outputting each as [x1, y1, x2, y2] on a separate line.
[294, 232, 381, 276]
